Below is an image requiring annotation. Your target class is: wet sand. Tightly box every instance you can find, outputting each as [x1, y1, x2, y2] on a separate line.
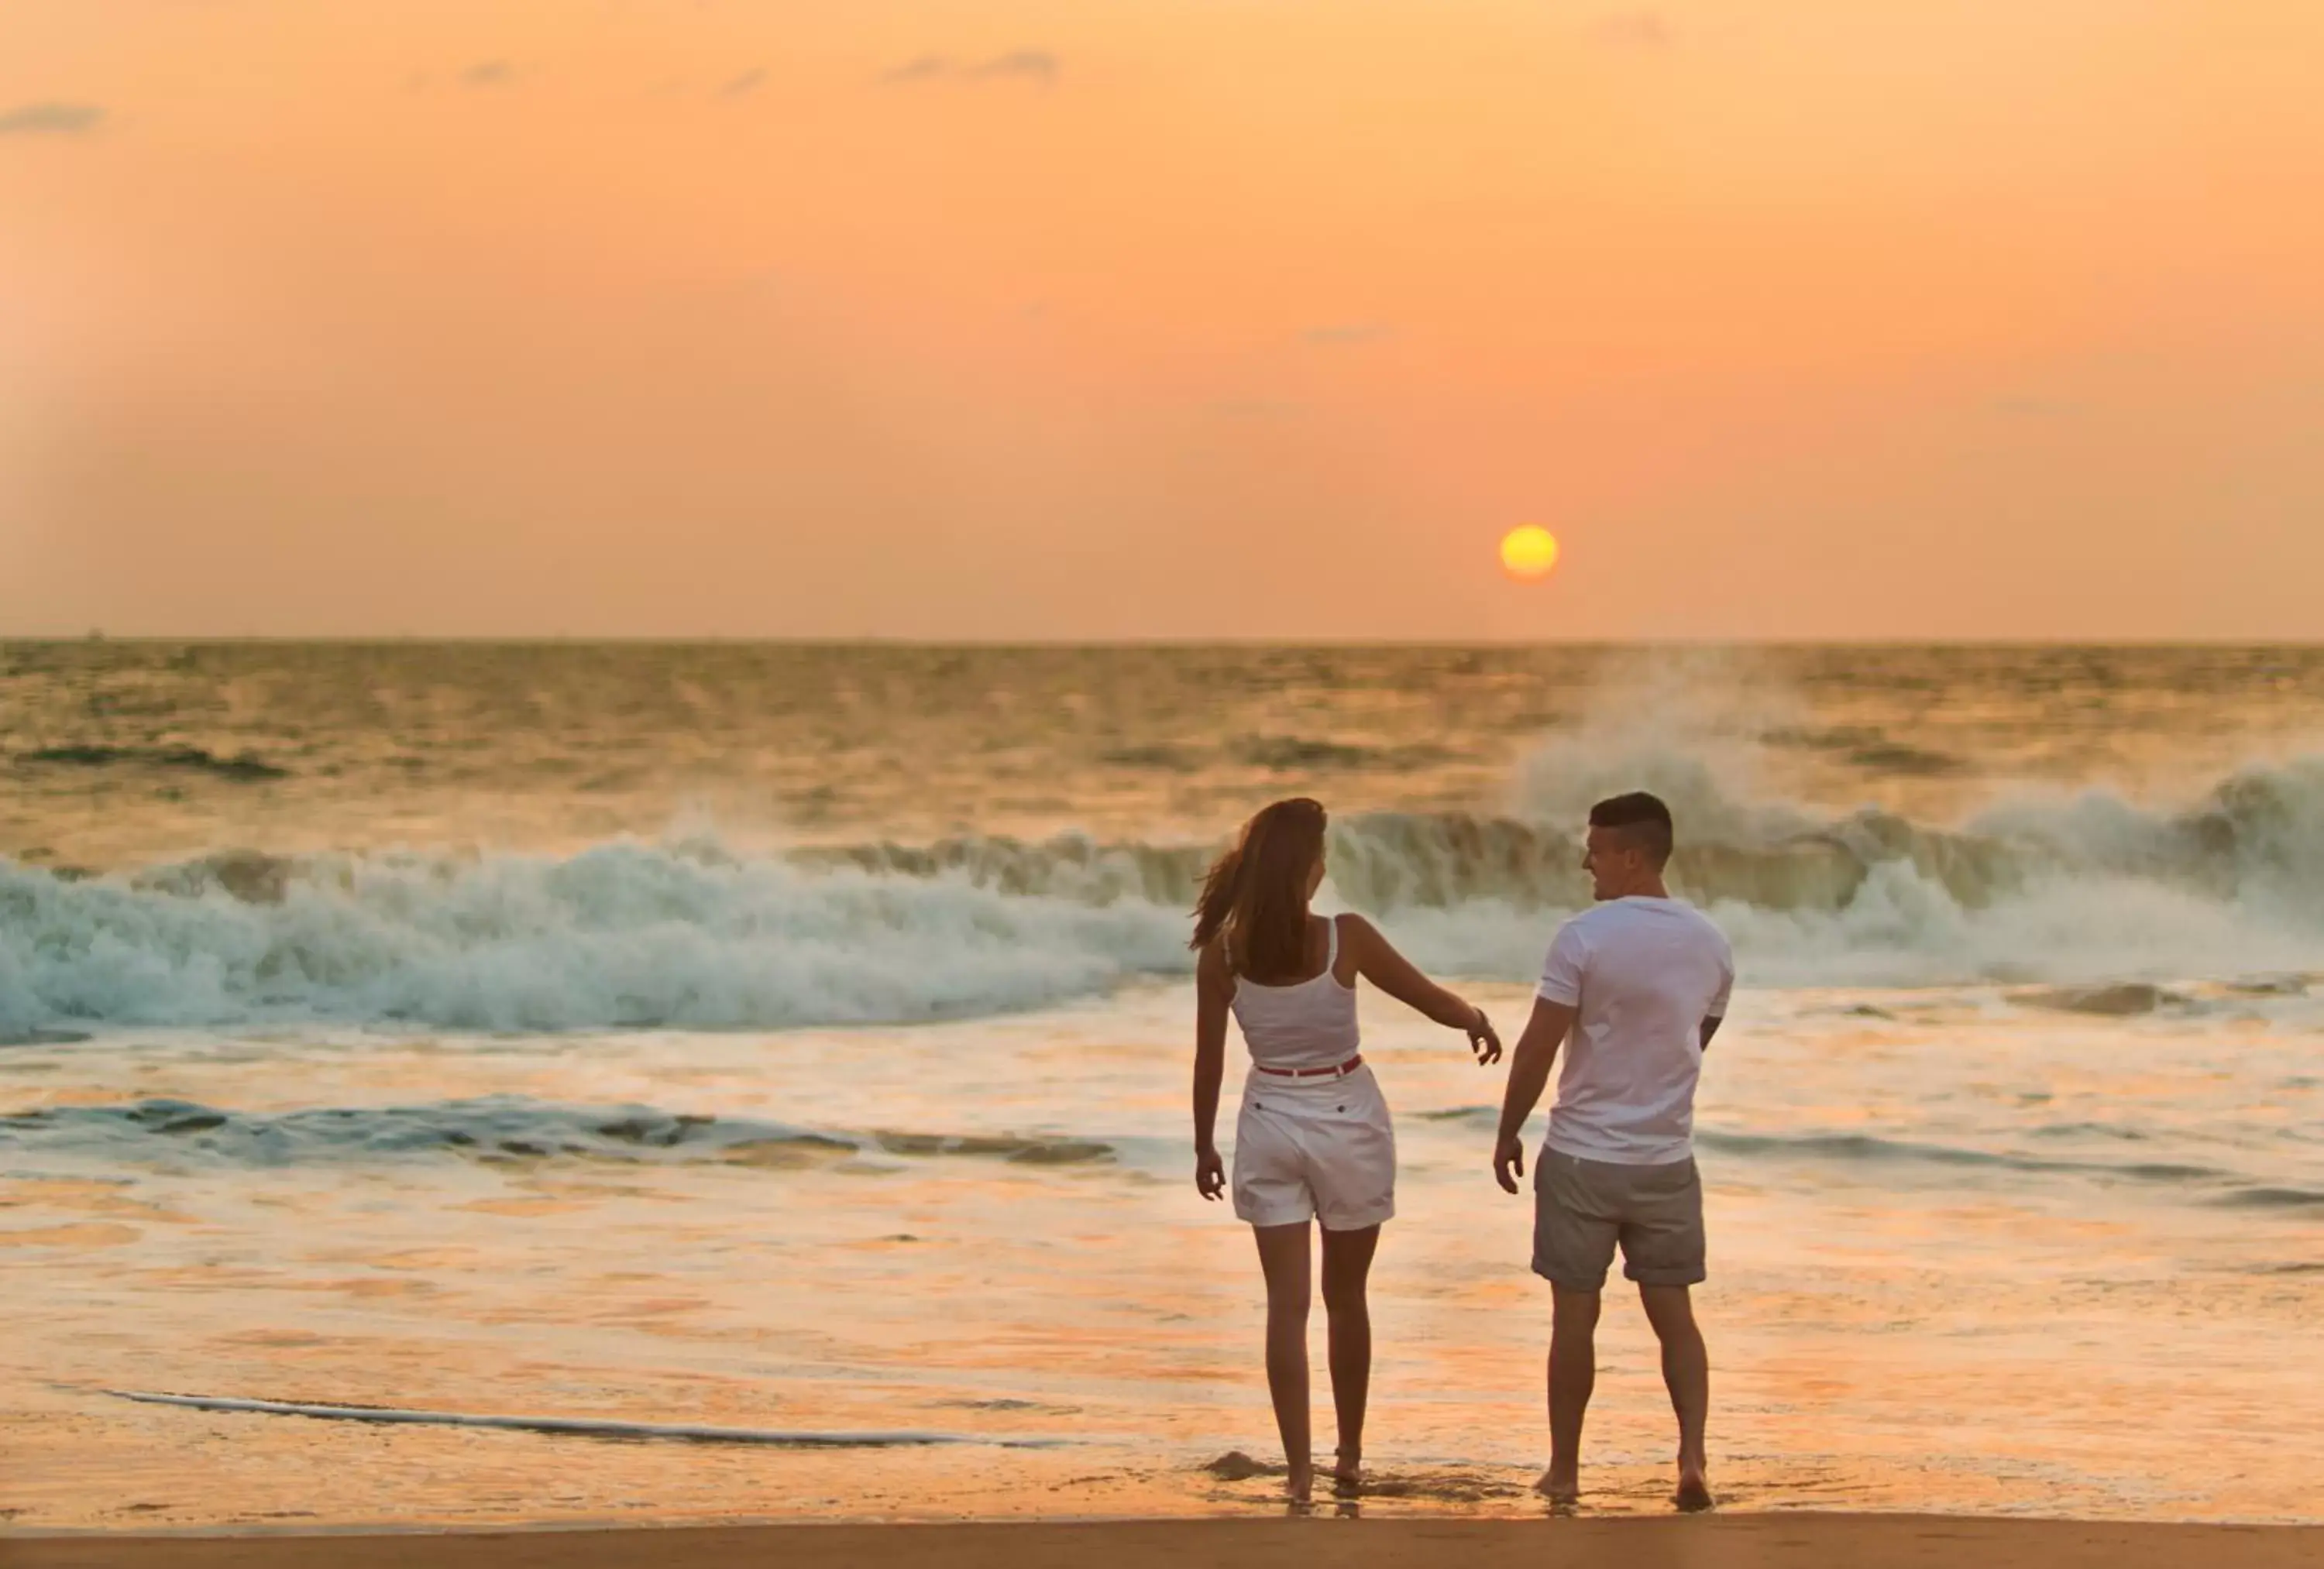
[13, 1517, 2322, 1569]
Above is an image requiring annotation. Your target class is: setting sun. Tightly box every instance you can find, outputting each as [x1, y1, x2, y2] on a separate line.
[1499, 526, 1560, 582]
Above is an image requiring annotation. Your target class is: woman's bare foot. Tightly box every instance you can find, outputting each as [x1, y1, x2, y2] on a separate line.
[1533, 1466, 1580, 1511]
[1285, 1460, 1314, 1504]
[1331, 1447, 1363, 1495]
[1674, 1470, 1714, 1512]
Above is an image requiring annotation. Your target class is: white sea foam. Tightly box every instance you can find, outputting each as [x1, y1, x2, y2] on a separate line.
[0, 845, 1190, 1035]
[3, 751, 2320, 1032]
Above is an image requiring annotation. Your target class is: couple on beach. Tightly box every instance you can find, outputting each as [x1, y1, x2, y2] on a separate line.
[1190, 791, 1732, 1509]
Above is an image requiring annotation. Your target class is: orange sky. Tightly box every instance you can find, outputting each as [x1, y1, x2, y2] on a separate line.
[4, 1, 2321, 639]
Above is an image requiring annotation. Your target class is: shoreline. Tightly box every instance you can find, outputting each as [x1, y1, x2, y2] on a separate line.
[12, 1517, 2324, 1569]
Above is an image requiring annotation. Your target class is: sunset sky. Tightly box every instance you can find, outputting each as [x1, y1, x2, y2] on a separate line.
[4, 2, 2321, 640]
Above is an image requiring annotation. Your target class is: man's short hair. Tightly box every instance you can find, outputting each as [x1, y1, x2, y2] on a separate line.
[1588, 791, 1674, 866]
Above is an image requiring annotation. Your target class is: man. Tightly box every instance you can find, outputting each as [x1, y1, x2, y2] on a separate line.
[1492, 791, 1733, 1511]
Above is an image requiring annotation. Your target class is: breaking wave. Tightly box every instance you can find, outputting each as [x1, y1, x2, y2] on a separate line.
[2, 750, 2321, 1032]
[0, 842, 1191, 1035]
[0, 1095, 1122, 1169]
[11, 1096, 2310, 1213]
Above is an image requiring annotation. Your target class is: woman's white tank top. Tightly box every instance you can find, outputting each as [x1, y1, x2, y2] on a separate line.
[1229, 915, 1361, 1073]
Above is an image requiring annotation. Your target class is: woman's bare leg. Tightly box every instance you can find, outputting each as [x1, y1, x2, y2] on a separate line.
[1318, 1222, 1381, 1488]
[1252, 1221, 1314, 1501]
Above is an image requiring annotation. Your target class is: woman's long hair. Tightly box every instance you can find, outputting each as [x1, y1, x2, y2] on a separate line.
[1191, 798, 1329, 983]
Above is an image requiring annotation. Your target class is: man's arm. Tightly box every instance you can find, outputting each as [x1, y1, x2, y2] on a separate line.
[1493, 995, 1576, 1194]
[1701, 937, 1733, 1054]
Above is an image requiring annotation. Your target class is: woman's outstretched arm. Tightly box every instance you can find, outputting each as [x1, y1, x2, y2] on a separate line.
[1342, 915, 1501, 1063]
[1191, 940, 1231, 1200]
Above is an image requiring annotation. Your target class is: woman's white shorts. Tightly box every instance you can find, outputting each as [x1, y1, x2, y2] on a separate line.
[1231, 1063, 1396, 1231]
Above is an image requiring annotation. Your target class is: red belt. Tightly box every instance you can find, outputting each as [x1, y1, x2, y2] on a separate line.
[1253, 1054, 1364, 1079]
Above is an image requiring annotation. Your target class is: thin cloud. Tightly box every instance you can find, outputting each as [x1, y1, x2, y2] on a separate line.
[1587, 10, 1675, 50]
[0, 101, 105, 136]
[879, 54, 954, 85]
[720, 68, 766, 99]
[1301, 323, 1393, 348]
[459, 59, 516, 88]
[880, 50, 1060, 88]
[968, 50, 1060, 86]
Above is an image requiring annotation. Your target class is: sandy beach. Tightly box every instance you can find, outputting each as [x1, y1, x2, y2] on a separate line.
[15, 1518, 2324, 1569]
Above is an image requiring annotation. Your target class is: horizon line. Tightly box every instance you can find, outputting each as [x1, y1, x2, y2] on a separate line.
[4, 634, 2322, 651]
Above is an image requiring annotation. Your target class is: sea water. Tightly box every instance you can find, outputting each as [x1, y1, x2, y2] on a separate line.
[2, 643, 2319, 1527]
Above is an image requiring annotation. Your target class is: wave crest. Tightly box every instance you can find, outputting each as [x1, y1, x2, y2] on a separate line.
[3, 751, 2322, 1030]
[0, 844, 1188, 1034]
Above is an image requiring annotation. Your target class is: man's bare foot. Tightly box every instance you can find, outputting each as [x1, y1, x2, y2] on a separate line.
[1533, 1467, 1580, 1511]
[1674, 1471, 1714, 1512]
[1331, 1448, 1363, 1495]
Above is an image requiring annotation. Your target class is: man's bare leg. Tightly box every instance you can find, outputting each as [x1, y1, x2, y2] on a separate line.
[1536, 1283, 1601, 1503]
[1639, 1283, 1712, 1509]
[1252, 1222, 1314, 1502]
[1318, 1222, 1380, 1491]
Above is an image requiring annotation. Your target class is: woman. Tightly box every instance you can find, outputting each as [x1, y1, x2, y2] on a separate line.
[1191, 797, 1501, 1502]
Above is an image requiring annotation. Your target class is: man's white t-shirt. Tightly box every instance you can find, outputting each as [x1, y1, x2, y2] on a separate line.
[1536, 897, 1734, 1166]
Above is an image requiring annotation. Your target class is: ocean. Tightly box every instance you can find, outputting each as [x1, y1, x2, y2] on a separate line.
[2, 642, 2319, 1528]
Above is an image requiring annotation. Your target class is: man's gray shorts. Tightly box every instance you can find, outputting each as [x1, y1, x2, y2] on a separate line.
[1532, 1149, 1705, 1290]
